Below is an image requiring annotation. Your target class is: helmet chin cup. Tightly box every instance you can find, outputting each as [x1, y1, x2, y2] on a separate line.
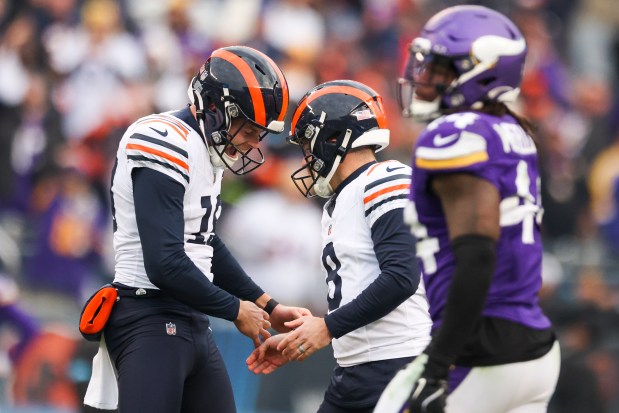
[207, 143, 240, 170]
[208, 147, 228, 169]
[314, 177, 334, 198]
[311, 158, 333, 197]
[220, 150, 240, 166]
[411, 96, 441, 122]
[207, 131, 232, 170]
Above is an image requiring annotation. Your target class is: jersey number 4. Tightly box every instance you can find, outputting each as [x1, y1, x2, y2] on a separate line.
[405, 160, 542, 275]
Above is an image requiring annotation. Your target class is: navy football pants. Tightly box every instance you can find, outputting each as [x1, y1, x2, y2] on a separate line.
[318, 356, 415, 413]
[104, 295, 236, 413]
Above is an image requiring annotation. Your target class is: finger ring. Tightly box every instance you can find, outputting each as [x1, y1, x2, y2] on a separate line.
[298, 344, 306, 354]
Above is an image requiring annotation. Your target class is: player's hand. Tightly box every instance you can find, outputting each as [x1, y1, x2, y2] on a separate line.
[246, 333, 289, 374]
[276, 316, 331, 361]
[406, 376, 448, 413]
[269, 304, 312, 333]
[234, 300, 271, 347]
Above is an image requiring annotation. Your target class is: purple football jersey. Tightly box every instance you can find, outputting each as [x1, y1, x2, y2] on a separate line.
[407, 111, 550, 330]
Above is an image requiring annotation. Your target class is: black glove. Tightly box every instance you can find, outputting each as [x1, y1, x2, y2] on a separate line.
[374, 351, 449, 413]
[406, 376, 448, 413]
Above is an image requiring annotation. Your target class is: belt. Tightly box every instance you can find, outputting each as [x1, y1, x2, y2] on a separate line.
[112, 283, 168, 298]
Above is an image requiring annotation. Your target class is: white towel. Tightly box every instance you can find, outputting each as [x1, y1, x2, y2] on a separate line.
[84, 336, 118, 410]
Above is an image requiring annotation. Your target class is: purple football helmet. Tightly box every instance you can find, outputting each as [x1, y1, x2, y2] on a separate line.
[398, 5, 527, 121]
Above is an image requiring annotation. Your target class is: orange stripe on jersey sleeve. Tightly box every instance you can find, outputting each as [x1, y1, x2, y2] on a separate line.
[126, 143, 189, 171]
[137, 119, 188, 141]
[415, 151, 488, 170]
[363, 183, 410, 204]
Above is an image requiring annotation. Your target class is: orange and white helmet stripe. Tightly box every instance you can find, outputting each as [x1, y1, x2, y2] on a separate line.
[291, 84, 388, 133]
[212, 48, 267, 127]
[249, 48, 289, 123]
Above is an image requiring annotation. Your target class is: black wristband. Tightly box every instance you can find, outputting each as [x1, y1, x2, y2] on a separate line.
[263, 298, 279, 315]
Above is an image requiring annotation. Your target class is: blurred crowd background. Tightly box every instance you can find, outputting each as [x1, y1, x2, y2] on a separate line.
[0, 0, 617, 412]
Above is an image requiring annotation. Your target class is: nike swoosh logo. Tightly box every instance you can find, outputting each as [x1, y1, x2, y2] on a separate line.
[149, 127, 168, 137]
[386, 165, 405, 173]
[433, 133, 459, 146]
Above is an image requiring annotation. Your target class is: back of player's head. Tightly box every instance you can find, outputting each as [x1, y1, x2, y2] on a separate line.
[188, 45, 290, 174]
[287, 80, 390, 198]
[399, 5, 526, 122]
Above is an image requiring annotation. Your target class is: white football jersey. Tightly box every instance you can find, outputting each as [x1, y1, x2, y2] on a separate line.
[111, 110, 223, 288]
[323, 161, 432, 367]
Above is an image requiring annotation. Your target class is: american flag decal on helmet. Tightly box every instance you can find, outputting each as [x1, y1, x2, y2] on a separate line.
[166, 322, 177, 336]
[352, 109, 376, 121]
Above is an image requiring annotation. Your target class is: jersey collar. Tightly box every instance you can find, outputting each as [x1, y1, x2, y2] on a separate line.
[171, 106, 203, 138]
[325, 161, 377, 216]
[334, 161, 377, 195]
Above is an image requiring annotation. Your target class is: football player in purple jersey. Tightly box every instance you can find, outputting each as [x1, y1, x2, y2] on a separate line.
[375, 5, 560, 413]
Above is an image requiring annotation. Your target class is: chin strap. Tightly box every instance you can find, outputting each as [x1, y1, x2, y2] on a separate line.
[188, 79, 234, 170]
[210, 89, 241, 168]
[314, 128, 352, 198]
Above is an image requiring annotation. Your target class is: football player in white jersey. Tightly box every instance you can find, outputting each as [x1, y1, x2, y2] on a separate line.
[84, 46, 311, 413]
[246, 80, 432, 413]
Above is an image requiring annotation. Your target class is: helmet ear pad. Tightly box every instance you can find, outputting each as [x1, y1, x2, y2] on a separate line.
[202, 101, 225, 132]
[310, 123, 351, 178]
[191, 66, 228, 133]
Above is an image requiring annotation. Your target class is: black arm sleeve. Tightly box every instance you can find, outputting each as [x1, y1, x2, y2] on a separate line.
[210, 234, 264, 302]
[324, 209, 420, 338]
[132, 167, 240, 321]
[424, 234, 496, 378]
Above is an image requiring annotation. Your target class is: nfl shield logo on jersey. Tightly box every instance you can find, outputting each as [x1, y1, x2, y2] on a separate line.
[166, 322, 177, 336]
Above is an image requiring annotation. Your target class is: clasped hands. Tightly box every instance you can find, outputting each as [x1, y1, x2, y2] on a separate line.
[245, 315, 332, 374]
